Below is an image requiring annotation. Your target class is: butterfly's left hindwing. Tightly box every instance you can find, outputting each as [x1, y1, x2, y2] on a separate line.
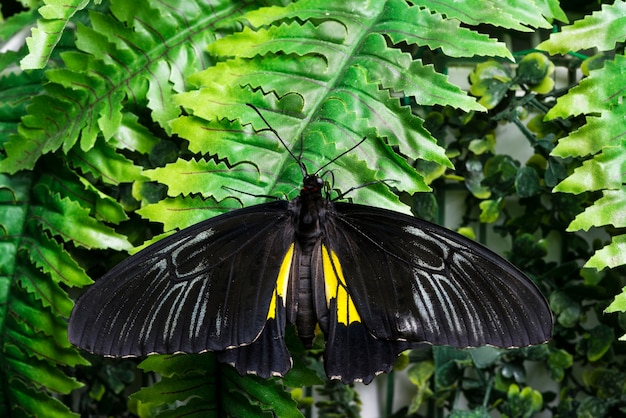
[69, 201, 296, 374]
[322, 202, 553, 349]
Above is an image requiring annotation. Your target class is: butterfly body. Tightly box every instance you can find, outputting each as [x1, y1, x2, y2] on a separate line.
[288, 175, 326, 348]
[69, 173, 553, 384]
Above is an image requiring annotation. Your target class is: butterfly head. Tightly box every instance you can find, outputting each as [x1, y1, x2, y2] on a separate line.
[302, 175, 324, 193]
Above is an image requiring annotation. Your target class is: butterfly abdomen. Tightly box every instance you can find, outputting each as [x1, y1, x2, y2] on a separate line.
[294, 243, 316, 347]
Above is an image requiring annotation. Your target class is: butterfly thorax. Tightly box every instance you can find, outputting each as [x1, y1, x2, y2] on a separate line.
[289, 174, 328, 347]
[295, 175, 326, 238]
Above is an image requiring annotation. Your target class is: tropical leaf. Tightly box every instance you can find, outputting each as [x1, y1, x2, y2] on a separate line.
[167, 0, 514, 216]
[546, 55, 626, 119]
[540, 6, 626, 334]
[554, 146, 625, 195]
[0, 0, 247, 174]
[0, 170, 121, 416]
[20, 0, 90, 69]
[414, 0, 559, 32]
[537, 1, 626, 53]
[546, 55, 626, 274]
[132, 354, 303, 417]
[550, 109, 626, 158]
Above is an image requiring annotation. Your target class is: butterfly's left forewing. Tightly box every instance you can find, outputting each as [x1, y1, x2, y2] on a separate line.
[69, 201, 296, 377]
[323, 202, 552, 350]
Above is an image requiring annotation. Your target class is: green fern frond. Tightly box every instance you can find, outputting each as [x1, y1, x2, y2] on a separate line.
[161, 0, 516, 224]
[20, 0, 90, 70]
[537, 1, 626, 53]
[413, 0, 559, 31]
[0, 0, 246, 174]
[547, 55, 626, 273]
[542, 11, 626, 333]
[1, 169, 127, 416]
[133, 354, 302, 417]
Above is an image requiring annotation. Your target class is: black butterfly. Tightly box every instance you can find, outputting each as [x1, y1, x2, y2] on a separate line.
[68, 111, 553, 385]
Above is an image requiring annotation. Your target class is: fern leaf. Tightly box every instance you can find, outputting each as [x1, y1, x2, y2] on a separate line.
[0, 171, 97, 416]
[68, 139, 147, 185]
[554, 147, 626, 194]
[546, 54, 626, 273]
[551, 109, 625, 158]
[132, 354, 302, 418]
[1, 0, 245, 174]
[137, 195, 244, 232]
[29, 230, 92, 287]
[414, 0, 554, 31]
[567, 189, 626, 233]
[10, 379, 78, 418]
[169, 0, 516, 215]
[31, 184, 131, 250]
[378, 0, 512, 59]
[588, 234, 626, 271]
[546, 55, 626, 119]
[538, 1, 626, 53]
[20, 0, 90, 70]
[569, 188, 626, 272]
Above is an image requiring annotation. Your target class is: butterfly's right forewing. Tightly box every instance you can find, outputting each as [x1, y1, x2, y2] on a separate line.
[69, 201, 296, 358]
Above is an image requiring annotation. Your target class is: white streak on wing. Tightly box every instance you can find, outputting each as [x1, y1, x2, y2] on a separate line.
[402, 225, 447, 269]
[116, 259, 167, 348]
[170, 229, 216, 276]
[214, 312, 223, 337]
[427, 273, 459, 332]
[453, 253, 506, 336]
[147, 282, 185, 342]
[434, 273, 483, 338]
[405, 225, 489, 341]
[189, 278, 210, 339]
[411, 268, 485, 341]
[164, 276, 206, 342]
[139, 276, 183, 346]
[132, 229, 216, 348]
[412, 273, 437, 335]
[128, 260, 169, 345]
[162, 284, 186, 341]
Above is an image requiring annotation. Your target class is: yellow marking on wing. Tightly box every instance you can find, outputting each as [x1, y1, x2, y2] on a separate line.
[322, 245, 361, 325]
[267, 243, 295, 320]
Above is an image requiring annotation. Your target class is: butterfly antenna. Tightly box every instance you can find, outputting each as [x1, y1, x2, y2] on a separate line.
[334, 178, 399, 201]
[222, 185, 282, 201]
[246, 104, 307, 177]
[314, 136, 368, 175]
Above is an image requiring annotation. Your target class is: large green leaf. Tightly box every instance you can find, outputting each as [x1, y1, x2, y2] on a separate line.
[0, 172, 94, 416]
[567, 189, 626, 232]
[133, 354, 302, 418]
[565, 191, 623, 308]
[587, 234, 626, 271]
[170, 0, 507, 214]
[546, 53, 626, 275]
[554, 146, 626, 194]
[546, 55, 626, 119]
[414, 0, 558, 32]
[20, 0, 90, 69]
[538, 1, 626, 53]
[551, 108, 626, 158]
[0, 0, 246, 173]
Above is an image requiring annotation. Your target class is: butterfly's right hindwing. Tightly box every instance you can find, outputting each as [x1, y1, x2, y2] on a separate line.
[69, 201, 295, 359]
